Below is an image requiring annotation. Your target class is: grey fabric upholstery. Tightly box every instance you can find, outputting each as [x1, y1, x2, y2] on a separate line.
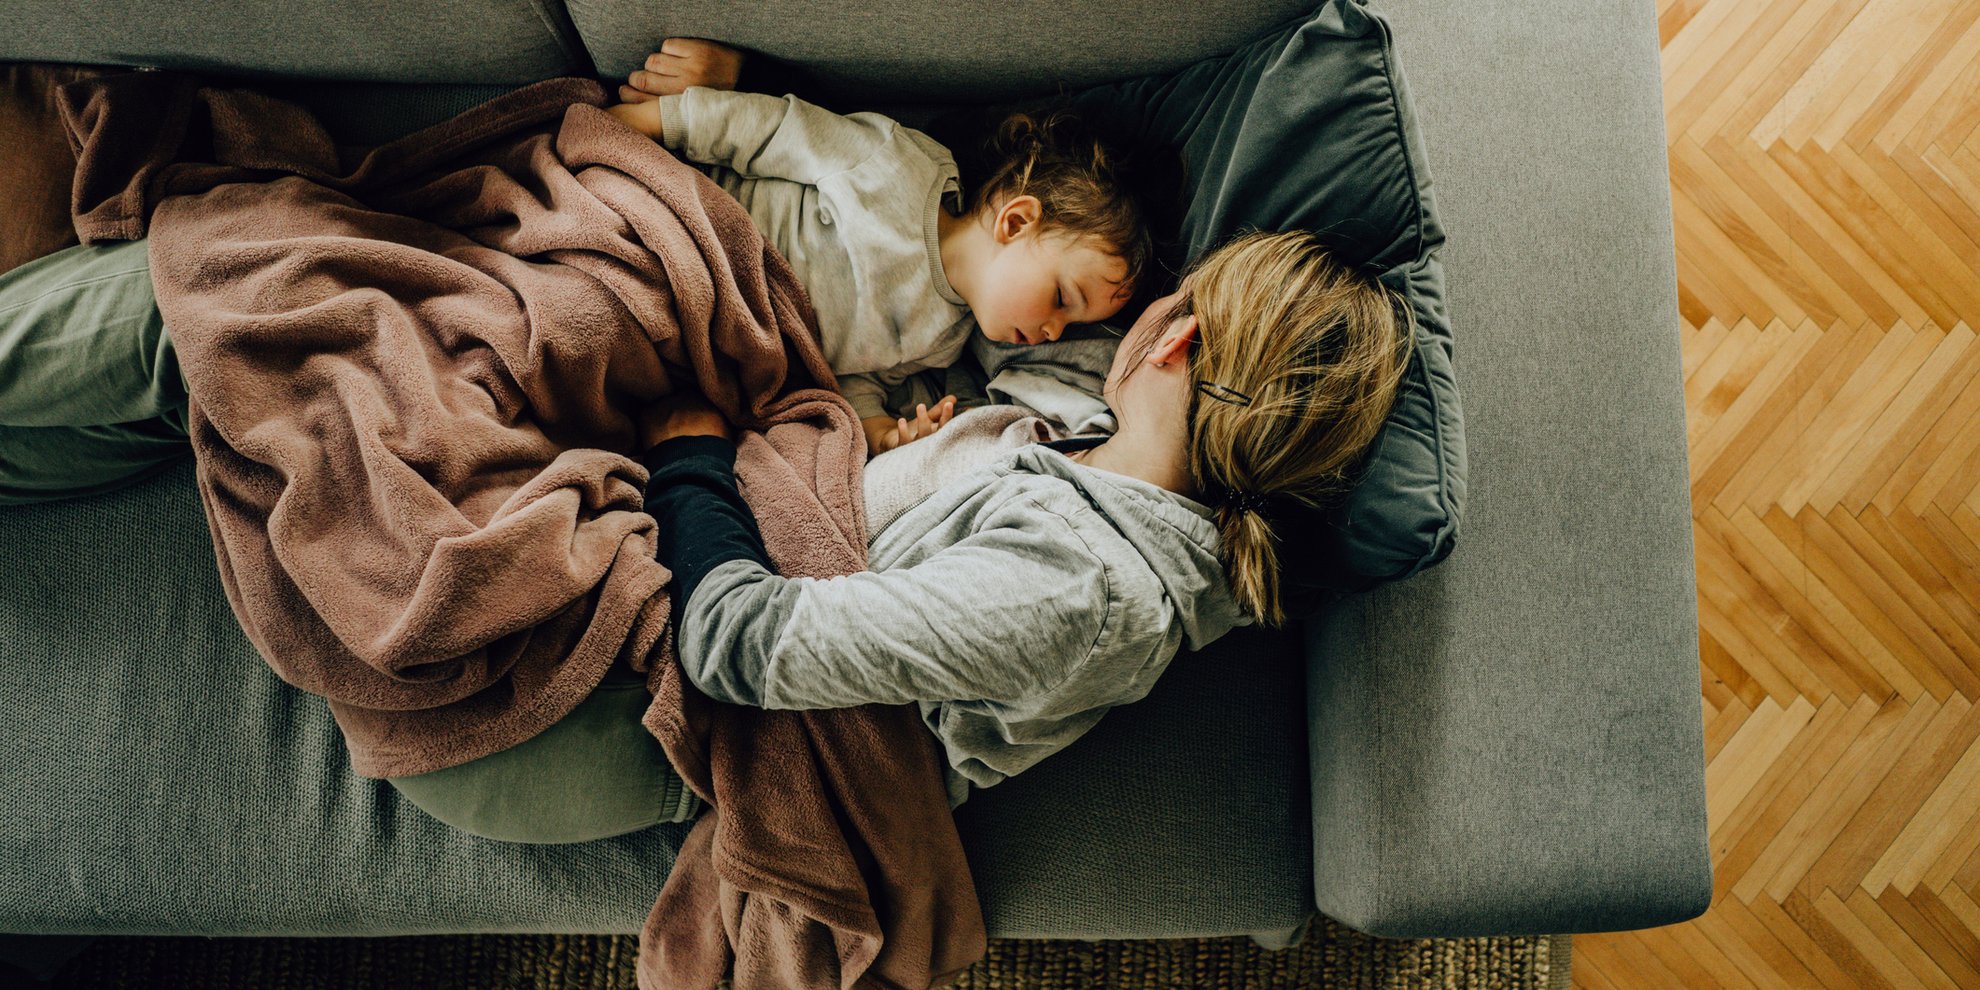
[1304, 0, 1712, 937]
[954, 625, 1313, 939]
[565, 0, 1316, 105]
[243, 81, 532, 147]
[0, 461, 1312, 938]
[0, 0, 588, 84]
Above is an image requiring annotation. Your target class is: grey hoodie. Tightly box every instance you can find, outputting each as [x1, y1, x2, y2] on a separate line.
[679, 406, 1247, 807]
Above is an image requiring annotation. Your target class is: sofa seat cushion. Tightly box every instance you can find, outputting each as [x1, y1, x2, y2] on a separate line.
[0, 461, 1311, 938]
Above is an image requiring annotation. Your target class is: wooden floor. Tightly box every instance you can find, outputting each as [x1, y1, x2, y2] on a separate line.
[1573, 0, 1980, 986]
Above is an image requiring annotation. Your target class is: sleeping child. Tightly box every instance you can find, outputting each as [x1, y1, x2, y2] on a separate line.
[607, 39, 1157, 456]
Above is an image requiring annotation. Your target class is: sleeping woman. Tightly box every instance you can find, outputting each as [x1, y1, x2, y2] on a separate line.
[389, 226, 1412, 838]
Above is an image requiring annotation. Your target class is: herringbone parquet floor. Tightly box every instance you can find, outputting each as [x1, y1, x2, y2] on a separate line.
[1573, 0, 1980, 986]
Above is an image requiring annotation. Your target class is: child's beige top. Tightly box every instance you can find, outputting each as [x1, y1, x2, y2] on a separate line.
[657, 87, 975, 421]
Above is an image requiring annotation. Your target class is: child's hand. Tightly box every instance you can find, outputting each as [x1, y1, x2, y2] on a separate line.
[891, 397, 957, 451]
[619, 38, 745, 103]
[863, 397, 957, 456]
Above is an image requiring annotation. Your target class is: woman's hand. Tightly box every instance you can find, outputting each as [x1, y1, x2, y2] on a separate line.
[639, 394, 734, 450]
[619, 39, 746, 103]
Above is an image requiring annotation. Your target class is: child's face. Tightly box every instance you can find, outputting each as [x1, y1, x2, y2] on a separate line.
[970, 203, 1132, 346]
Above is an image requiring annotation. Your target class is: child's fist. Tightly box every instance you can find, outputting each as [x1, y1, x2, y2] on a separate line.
[620, 38, 745, 102]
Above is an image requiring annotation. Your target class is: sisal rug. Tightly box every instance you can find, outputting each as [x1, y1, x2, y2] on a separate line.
[34, 918, 1569, 989]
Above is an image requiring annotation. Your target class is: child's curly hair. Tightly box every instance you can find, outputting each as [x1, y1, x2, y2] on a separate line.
[964, 109, 1157, 300]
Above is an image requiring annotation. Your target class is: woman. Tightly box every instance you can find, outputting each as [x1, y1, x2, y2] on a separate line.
[393, 228, 1412, 837]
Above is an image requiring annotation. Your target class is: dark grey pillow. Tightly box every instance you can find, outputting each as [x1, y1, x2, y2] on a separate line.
[931, 0, 1465, 602]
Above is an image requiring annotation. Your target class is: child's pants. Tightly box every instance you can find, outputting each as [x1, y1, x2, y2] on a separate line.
[0, 239, 702, 840]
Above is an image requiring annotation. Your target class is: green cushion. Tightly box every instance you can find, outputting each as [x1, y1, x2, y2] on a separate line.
[932, 0, 1465, 601]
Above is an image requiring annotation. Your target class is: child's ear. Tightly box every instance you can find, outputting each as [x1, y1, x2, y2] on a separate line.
[995, 195, 1043, 243]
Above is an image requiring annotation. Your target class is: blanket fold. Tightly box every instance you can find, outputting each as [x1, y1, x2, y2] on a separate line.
[58, 72, 984, 990]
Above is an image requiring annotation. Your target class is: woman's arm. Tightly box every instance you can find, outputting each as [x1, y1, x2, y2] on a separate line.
[642, 434, 1112, 709]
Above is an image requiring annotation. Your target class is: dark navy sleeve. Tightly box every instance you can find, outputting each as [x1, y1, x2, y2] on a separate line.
[641, 435, 774, 617]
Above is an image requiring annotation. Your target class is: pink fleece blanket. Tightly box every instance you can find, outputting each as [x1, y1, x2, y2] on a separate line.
[60, 71, 984, 990]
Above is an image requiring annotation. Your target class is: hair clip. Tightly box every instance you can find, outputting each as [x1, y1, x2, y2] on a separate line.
[1195, 381, 1254, 407]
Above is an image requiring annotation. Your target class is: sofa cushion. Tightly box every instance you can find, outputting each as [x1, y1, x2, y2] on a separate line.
[564, 0, 1316, 106]
[0, 461, 1311, 938]
[0, 0, 590, 85]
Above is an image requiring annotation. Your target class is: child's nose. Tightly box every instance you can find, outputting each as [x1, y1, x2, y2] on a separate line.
[1041, 319, 1065, 341]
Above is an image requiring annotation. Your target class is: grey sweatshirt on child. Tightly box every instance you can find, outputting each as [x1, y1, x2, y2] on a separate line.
[680, 406, 1248, 807]
[656, 87, 974, 421]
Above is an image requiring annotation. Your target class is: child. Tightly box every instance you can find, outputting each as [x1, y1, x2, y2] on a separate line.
[607, 40, 1156, 456]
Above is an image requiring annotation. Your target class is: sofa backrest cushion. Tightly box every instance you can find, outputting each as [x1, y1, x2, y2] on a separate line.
[565, 0, 1317, 105]
[0, 0, 590, 84]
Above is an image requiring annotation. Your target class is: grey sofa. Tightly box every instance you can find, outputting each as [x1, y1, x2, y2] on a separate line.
[0, 0, 1710, 963]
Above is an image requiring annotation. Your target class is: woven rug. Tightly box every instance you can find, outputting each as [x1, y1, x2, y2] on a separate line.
[29, 918, 1568, 989]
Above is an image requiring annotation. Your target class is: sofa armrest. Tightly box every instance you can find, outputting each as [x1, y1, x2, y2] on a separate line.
[1305, 578, 1713, 937]
[1307, 0, 1712, 938]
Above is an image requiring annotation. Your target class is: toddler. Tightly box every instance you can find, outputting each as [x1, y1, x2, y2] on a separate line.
[608, 39, 1155, 455]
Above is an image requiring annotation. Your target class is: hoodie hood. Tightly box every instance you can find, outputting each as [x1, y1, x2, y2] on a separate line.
[1007, 443, 1250, 651]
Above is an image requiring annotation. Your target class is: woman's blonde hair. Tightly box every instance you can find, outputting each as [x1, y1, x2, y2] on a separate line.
[1145, 230, 1413, 627]
[967, 108, 1156, 297]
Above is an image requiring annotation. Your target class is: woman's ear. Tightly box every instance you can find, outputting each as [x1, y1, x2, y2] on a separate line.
[1148, 314, 1199, 367]
[1140, 312, 1195, 368]
[994, 195, 1043, 243]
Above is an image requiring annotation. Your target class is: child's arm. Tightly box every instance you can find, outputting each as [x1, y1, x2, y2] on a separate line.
[608, 38, 738, 139]
[660, 89, 896, 184]
[610, 42, 896, 184]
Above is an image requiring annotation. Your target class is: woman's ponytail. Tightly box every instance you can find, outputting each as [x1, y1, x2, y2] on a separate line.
[1177, 230, 1413, 627]
[1217, 503, 1286, 627]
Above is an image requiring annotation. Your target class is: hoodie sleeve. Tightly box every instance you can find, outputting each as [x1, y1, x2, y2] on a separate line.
[656, 87, 896, 184]
[677, 494, 1116, 710]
